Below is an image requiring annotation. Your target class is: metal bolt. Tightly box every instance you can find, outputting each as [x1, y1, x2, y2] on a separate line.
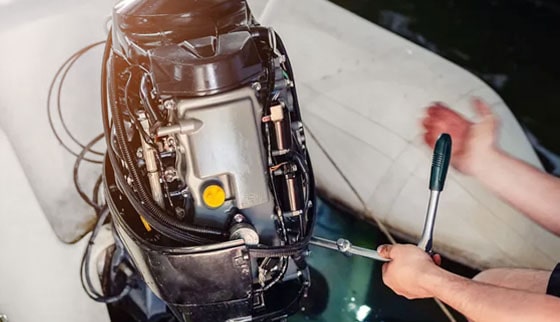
[233, 214, 245, 223]
[252, 82, 262, 91]
[337, 239, 351, 253]
[180, 187, 190, 198]
[163, 99, 176, 110]
[166, 137, 175, 147]
[175, 207, 186, 219]
[164, 167, 177, 182]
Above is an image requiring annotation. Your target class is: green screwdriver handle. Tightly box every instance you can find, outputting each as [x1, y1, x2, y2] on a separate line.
[429, 134, 452, 192]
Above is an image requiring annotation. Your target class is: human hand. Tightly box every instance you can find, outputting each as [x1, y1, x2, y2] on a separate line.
[378, 244, 442, 299]
[422, 99, 499, 176]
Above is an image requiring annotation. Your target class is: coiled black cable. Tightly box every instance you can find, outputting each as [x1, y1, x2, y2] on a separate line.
[47, 41, 106, 163]
[73, 133, 105, 211]
[80, 206, 132, 304]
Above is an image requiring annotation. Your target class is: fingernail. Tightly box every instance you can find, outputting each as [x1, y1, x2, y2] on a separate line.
[377, 245, 386, 253]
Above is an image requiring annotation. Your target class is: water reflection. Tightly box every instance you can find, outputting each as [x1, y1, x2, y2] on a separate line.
[292, 199, 471, 322]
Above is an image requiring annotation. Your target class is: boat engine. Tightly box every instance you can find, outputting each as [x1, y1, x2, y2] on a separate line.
[99, 0, 316, 321]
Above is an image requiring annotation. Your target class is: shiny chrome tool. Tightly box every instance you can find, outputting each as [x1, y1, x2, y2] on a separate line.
[417, 133, 452, 253]
[310, 133, 452, 261]
[309, 236, 390, 262]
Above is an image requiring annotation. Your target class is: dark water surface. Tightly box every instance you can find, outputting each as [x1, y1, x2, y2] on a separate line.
[292, 199, 477, 322]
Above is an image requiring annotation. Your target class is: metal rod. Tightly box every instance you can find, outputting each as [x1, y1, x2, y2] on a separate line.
[139, 113, 164, 207]
[417, 190, 440, 253]
[285, 174, 299, 212]
[274, 121, 285, 150]
[417, 133, 451, 253]
[309, 236, 390, 262]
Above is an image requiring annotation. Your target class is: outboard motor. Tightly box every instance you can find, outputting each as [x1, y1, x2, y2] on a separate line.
[99, 0, 316, 321]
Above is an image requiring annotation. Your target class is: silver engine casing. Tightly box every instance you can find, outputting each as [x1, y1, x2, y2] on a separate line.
[171, 87, 276, 240]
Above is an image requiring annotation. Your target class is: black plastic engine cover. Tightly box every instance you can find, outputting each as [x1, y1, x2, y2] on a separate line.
[113, 213, 253, 307]
[112, 0, 250, 52]
[148, 31, 263, 96]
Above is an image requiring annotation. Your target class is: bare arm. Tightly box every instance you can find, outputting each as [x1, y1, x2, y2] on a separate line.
[428, 265, 560, 322]
[379, 244, 560, 322]
[423, 100, 560, 236]
[474, 148, 560, 235]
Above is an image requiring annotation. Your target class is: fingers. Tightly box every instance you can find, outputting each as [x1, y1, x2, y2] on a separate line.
[423, 131, 439, 149]
[426, 99, 494, 125]
[423, 104, 447, 148]
[472, 97, 493, 118]
[422, 102, 467, 140]
[472, 97, 499, 132]
[427, 101, 449, 115]
[379, 245, 391, 276]
[432, 253, 442, 266]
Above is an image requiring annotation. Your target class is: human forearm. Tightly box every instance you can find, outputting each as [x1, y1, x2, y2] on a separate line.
[426, 267, 560, 322]
[473, 148, 560, 235]
[422, 100, 560, 235]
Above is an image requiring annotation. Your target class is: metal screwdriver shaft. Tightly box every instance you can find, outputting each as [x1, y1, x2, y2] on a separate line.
[309, 236, 390, 262]
[417, 133, 452, 253]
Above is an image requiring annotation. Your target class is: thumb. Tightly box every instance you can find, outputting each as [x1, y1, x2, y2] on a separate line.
[472, 97, 498, 130]
[377, 244, 393, 259]
[472, 97, 493, 118]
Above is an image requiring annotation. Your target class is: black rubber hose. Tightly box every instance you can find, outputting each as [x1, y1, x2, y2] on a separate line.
[100, 33, 226, 244]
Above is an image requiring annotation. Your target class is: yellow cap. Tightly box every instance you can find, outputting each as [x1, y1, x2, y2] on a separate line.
[202, 184, 226, 208]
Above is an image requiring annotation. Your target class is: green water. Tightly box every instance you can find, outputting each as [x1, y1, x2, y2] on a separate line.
[292, 199, 476, 322]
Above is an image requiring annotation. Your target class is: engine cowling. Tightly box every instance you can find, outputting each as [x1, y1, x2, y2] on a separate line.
[101, 0, 316, 320]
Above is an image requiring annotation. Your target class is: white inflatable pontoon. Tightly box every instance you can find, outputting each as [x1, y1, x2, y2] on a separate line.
[261, 0, 560, 271]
